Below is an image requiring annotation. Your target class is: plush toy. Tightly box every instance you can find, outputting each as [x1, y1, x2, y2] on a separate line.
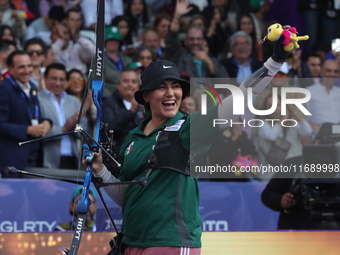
[262, 23, 309, 51]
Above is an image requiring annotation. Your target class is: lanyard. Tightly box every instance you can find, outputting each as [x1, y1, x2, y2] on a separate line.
[105, 52, 123, 71]
[8, 75, 39, 120]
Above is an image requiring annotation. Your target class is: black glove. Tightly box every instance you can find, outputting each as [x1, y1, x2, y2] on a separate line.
[271, 35, 290, 63]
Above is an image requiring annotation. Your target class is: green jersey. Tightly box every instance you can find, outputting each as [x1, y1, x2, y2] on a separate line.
[118, 107, 220, 248]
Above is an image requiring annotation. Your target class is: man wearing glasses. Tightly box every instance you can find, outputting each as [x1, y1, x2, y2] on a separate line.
[23, 38, 47, 91]
[38, 63, 81, 170]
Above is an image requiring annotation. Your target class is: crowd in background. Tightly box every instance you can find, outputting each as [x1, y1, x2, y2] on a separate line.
[0, 0, 340, 181]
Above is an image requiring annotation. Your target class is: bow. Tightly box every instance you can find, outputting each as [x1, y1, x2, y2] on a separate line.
[62, 0, 105, 253]
[12, 1, 145, 253]
[61, 0, 144, 252]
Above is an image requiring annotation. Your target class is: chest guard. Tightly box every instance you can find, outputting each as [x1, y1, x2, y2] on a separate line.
[146, 119, 191, 176]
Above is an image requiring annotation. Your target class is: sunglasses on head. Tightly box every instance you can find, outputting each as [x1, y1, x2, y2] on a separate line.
[27, 50, 44, 56]
[69, 78, 85, 85]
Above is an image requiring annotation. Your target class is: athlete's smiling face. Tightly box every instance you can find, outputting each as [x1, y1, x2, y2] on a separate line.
[143, 78, 183, 122]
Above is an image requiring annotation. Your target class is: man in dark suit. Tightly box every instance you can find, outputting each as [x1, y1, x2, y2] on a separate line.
[0, 50, 51, 178]
[102, 69, 144, 177]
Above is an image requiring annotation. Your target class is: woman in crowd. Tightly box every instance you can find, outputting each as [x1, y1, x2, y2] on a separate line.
[202, 7, 228, 58]
[153, 13, 171, 49]
[66, 68, 95, 136]
[111, 15, 134, 54]
[0, 24, 20, 48]
[133, 45, 154, 69]
[237, 13, 263, 62]
[125, 0, 150, 43]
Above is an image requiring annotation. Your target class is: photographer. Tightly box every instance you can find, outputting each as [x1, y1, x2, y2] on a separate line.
[262, 123, 340, 230]
[261, 156, 318, 229]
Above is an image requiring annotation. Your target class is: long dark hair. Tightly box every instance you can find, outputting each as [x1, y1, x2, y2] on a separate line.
[133, 45, 155, 63]
[111, 15, 133, 45]
[0, 25, 16, 42]
[125, 0, 150, 37]
[237, 13, 259, 60]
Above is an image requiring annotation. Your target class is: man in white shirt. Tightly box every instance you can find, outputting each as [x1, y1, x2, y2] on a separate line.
[80, 0, 124, 31]
[51, 23, 94, 75]
[25, 5, 65, 45]
[306, 60, 340, 131]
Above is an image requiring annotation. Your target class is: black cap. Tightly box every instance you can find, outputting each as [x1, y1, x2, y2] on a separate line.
[134, 60, 190, 105]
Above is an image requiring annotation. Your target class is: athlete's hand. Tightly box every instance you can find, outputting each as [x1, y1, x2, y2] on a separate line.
[82, 144, 105, 174]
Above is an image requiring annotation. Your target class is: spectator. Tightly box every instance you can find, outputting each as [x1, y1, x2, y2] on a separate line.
[25, 5, 65, 45]
[254, 94, 312, 180]
[39, 0, 76, 17]
[180, 93, 197, 115]
[50, 23, 94, 74]
[64, 8, 96, 43]
[133, 45, 154, 69]
[189, 14, 206, 32]
[0, 24, 15, 41]
[0, 24, 20, 49]
[11, 0, 37, 25]
[201, 6, 228, 58]
[0, 50, 51, 178]
[23, 38, 47, 91]
[112, 15, 134, 54]
[221, 31, 262, 84]
[66, 68, 95, 136]
[0, 39, 17, 81]
[42, 45, 56, 71]
[101, 26, 133, 99]
[153, 13, 171, 50]
[80, 0, 124, 31]
[208, 118, 258, 181]
[306, 60, 340, 130]
[305, 53, 321, 85]
[249, 0, 269, 41]
[0, 0, 27, 41]
[38, 63, 80, 169]
[164, 1, 228, 79]
[125, 0, 150, 43]
[286, 49, 311, 79]
[55, 186, 98, 231]
[176, 3, 201, 34]
[261, 157, 319, 229]
[142, 29, 162, 59]
[237, 13, 263, 62]
[202, 0, 240, 35]
[102, 69, 143, 177]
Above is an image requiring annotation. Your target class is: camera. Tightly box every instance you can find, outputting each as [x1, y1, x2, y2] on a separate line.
[300, 123, 340, 229]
